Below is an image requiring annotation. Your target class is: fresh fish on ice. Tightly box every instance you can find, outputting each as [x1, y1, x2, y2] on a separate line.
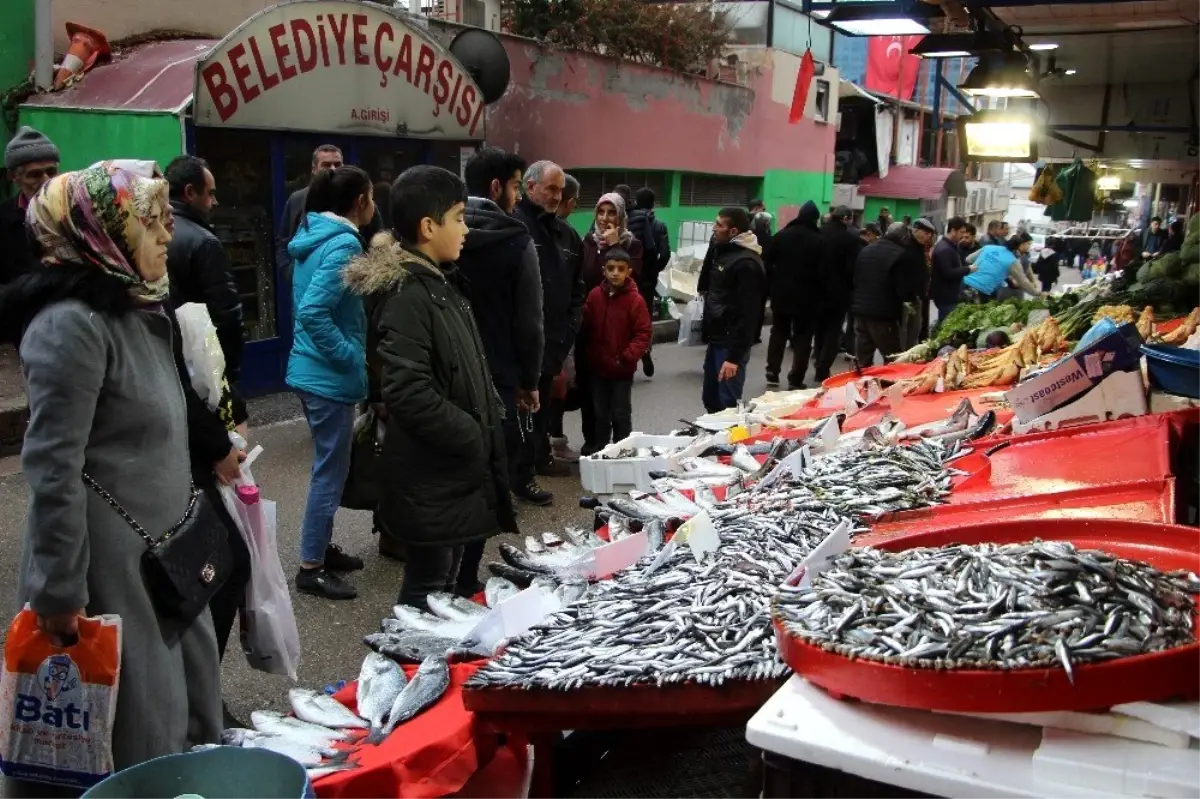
[485, 576, 520, 607]
[427, 592, 488, 621]
[391, 605, 475, 639]
[288, 688, 369, 730]
[249, 711, 356, 747]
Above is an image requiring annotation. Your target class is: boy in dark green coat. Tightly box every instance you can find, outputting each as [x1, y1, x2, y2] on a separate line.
[345, 166, 517, 610]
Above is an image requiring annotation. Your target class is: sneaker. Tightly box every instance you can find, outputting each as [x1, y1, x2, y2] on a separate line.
[641, 353, 655, 378]
[765, 372, 780, 387]
[296, 567, 357, 599]
[551, 436, 580, 463]
[787, 382, 808, 391]
[515, 481, 554, 506]
[324, 543, 364, 572]
[536, 459, 572, 477]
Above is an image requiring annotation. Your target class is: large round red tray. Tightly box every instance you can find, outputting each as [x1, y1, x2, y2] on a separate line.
[773, 518, 1200, 713]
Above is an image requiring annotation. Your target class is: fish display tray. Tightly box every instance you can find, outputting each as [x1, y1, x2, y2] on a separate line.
[580, 433, 703, 494]
[774, 518, 1200, 714]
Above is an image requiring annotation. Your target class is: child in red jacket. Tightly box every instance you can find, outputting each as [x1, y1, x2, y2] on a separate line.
[580, 247, 652, 453]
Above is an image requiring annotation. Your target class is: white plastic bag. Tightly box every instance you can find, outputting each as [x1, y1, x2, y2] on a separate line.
[175, 302, 227, 411]
[677, 295, 705, 346]
[0, 608, 122, 790]
[219, 445, 301, 681]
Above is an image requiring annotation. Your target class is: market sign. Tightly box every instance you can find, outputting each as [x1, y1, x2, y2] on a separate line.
[193, 0, 485, 139]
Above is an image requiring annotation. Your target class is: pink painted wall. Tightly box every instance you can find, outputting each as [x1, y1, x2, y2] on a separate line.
[485, 35, 834, 176]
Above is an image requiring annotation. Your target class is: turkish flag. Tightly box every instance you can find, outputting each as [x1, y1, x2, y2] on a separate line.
[864, 35, 924, 100]
[788, 48, 816, 124]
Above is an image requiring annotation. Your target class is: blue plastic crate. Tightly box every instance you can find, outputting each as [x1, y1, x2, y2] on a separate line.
[1142, 344, 1200, 399]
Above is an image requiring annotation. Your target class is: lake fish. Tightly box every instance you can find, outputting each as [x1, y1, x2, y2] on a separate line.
[357, 652, 407, 743]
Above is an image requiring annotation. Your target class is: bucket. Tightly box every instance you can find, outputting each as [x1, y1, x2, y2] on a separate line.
[81, 748, 312, 798]
[1142, 344, 1200, 399]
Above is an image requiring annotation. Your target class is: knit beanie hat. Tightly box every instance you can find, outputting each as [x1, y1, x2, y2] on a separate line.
[5, 126, 60, 170]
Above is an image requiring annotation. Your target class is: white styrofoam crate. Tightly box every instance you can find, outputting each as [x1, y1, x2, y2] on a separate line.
[579, 433, 701, 494]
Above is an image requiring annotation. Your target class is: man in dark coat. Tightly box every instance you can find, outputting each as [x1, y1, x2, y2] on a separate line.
[276, 144, 381, 281]
[347, 167, 517, 610]
[512, 160, 584, 505]
[1, 126, 59, 285]
[763, 200, 824, 389]
[698, 207, 766, 413]
[164, 156, 246, 384]
[851, 223, 925, 366]
[815, 205, 863, 383]
[929, 215, 972, 329]
[627, 186, 670, 377]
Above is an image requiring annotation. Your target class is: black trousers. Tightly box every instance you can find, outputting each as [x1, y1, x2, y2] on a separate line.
[203, 482, 251, 661]
[575, 335, 597, 450]
[854, 316, 902, 367]
[497, 384, 534, 489]
[809, 309, 845, 383]
[592, 377, 633, 446]
[455, 540, 485, 596]
[399, 544, 464, 610]
[765, 310, 812, 388]
[530, 373, 556, 469]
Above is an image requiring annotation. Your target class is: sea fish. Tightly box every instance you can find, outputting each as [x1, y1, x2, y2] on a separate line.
[499, 542, 556, 574]
[357, 652, 407, 743]
[307, 762, 358, 779]
[390, 605, 475, 639]
[487, 561, 539, 587]
[731, 444, 761, 474]
[380, 656, 451, 737]
[485, 576, 520, 607]
[427, 592, 488, 622]
[249, 711, 354, 747]
[288, 689, 369, 730]
[238, 729, 340, 767]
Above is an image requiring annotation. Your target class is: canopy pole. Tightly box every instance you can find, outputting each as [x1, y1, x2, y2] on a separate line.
[35, 0, 53, 90]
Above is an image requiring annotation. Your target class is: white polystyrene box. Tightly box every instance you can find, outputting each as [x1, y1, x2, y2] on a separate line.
[579, 433, 700, 494]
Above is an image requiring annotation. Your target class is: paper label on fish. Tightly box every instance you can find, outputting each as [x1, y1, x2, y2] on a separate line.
[784, 519, 852, 588]
[569, 532, 648, 580]
[756, 445, 811, 491]
[466, 587, 559, 651]
[675, 511, 719, 562]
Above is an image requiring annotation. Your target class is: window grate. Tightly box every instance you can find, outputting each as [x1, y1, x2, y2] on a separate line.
[571, 170, 670, 208]
[462, 0, 485, 27]
[679, 174, 758, 207]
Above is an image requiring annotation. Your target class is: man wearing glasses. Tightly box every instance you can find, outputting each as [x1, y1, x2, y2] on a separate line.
[1, 126, 60, 284]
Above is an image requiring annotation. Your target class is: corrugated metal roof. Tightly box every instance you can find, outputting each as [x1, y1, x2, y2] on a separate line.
[23, 39, 216, 114]
[856, 167, 968, 200]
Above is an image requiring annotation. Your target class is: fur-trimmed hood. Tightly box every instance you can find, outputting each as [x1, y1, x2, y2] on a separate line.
[342, 230, 457, 296]
[0, 264, 137, 345]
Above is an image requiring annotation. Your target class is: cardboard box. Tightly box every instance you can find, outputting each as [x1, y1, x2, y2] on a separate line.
[1006, 323, 1144, 423]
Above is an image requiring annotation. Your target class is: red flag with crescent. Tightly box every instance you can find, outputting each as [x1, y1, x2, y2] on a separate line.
[788, 48, 816, 124]
[864, 35, 924, 99]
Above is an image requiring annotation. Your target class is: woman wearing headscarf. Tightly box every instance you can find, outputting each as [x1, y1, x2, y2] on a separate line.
[0, 161, 223, 788]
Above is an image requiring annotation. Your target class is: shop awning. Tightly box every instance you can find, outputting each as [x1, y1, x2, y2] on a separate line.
[839, 79, 880, 103]
[23, 39, 216, 114]
[856, 166, 968, 200]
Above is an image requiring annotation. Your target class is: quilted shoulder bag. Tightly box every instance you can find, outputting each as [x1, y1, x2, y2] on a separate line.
[82, 474, 232, 622]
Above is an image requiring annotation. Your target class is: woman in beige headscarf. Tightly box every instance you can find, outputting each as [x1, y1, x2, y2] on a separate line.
[0, 161, 222, 793]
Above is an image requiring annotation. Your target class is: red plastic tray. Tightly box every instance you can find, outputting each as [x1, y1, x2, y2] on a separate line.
[775, 518, 1200, 713]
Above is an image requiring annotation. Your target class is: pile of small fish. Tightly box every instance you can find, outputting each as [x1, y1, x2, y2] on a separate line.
[775, 540, 1200, 681]
[600, 445, 678, 460]
[466, 507, 848, 692]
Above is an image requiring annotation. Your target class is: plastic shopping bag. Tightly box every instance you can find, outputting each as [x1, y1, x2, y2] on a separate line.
[175, 302, 227, 411]
[0, 608, 122, 790]
[678, 295, 705, 346]
[219, 450, 301, 681]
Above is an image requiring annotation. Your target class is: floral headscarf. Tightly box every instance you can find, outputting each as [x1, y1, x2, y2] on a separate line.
[26, 159, 171, 305]
[591, 192, 633, 247]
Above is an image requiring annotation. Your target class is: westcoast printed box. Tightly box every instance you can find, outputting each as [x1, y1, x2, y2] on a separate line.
[1007, 323, 1144, 423]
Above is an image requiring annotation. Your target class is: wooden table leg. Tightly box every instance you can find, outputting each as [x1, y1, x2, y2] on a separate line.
[527, 732, 557, 799]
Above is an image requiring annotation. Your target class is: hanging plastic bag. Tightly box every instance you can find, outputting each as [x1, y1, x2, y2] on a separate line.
[677, 295, 705, 346]
[0, 608, 122, 790]
[219, 445, 301, 681]
[175, 302, 227, 412]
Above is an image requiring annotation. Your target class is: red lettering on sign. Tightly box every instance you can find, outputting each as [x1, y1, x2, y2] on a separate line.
[374, 22, 394, 74]
[392, 34, 413, 81]
[248, 35, 280, 91]
[352, 14, 370, 65]
[228, 42, 260, 103]
[327, 13, 349, 64]
[201, 62, 238, 122]
[456, 83, 475, 127]
[291, 19, 318, 72]
[469, 91, 485, 137]
[447, 73, 463, 120]
[317, 16, 331, 67]
[433, 59, 452, 110]
[269, 24, 297, 82]
[415, 44, 435, 94]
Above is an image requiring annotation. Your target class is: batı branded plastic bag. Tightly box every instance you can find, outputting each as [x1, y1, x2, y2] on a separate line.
[678, 295, 704, 346]
[0, 607, 122, 790]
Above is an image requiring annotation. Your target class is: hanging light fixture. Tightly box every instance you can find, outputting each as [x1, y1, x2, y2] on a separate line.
[958, 110, 1038, 163]
[910, 31, 1010, 59]
[960, 51, 1040, 99]
[824, 2, 941, 37]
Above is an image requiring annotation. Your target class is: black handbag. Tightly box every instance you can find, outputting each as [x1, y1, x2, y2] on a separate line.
[82, 474, 232, 622]
[341, 408, 384, 511]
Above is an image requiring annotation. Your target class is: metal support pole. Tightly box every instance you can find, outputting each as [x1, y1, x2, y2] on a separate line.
[1048, 130, 1101, 152]
[943, 82, 976, 115]
[35, 0, 53, 90]
[932, 62, 944, 167]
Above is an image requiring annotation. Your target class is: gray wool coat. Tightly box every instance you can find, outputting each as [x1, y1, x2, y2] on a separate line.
[18, 297, 222, 769]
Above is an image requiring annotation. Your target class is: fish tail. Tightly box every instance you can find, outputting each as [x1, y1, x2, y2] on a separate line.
[366, 725, 388, 745]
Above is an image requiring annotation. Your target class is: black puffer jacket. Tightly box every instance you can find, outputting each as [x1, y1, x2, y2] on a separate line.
[346, 234, 518, 547]
[513, 196, 583, 376]
[166, 201, 245, 382]
[819, 216, 864, 314]
[763, 201, 823, 316]
[851, 236, 924, 321]
[457, 198, 544, 392]
[702, 233, 766, 363]
[0, 195, 39, 285]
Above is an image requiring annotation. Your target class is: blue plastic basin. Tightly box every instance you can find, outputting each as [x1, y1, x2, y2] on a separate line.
[81, 748, 312, 798]
[1142, 344, 1200, 399]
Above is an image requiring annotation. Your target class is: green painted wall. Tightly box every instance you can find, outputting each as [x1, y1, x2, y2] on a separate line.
[863, 197, 922, 226]
[17, 109, 184, 171]
[1, 0, 35, 199]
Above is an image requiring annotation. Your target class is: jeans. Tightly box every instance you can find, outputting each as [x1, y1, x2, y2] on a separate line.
[765, 310, 811, 387]
[203, 483, 251, 660]
[702, 345, 749, 413]
[399, 545, 465, 610]
[592, 377, 633, 446]
[297, 390, 356, 565]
